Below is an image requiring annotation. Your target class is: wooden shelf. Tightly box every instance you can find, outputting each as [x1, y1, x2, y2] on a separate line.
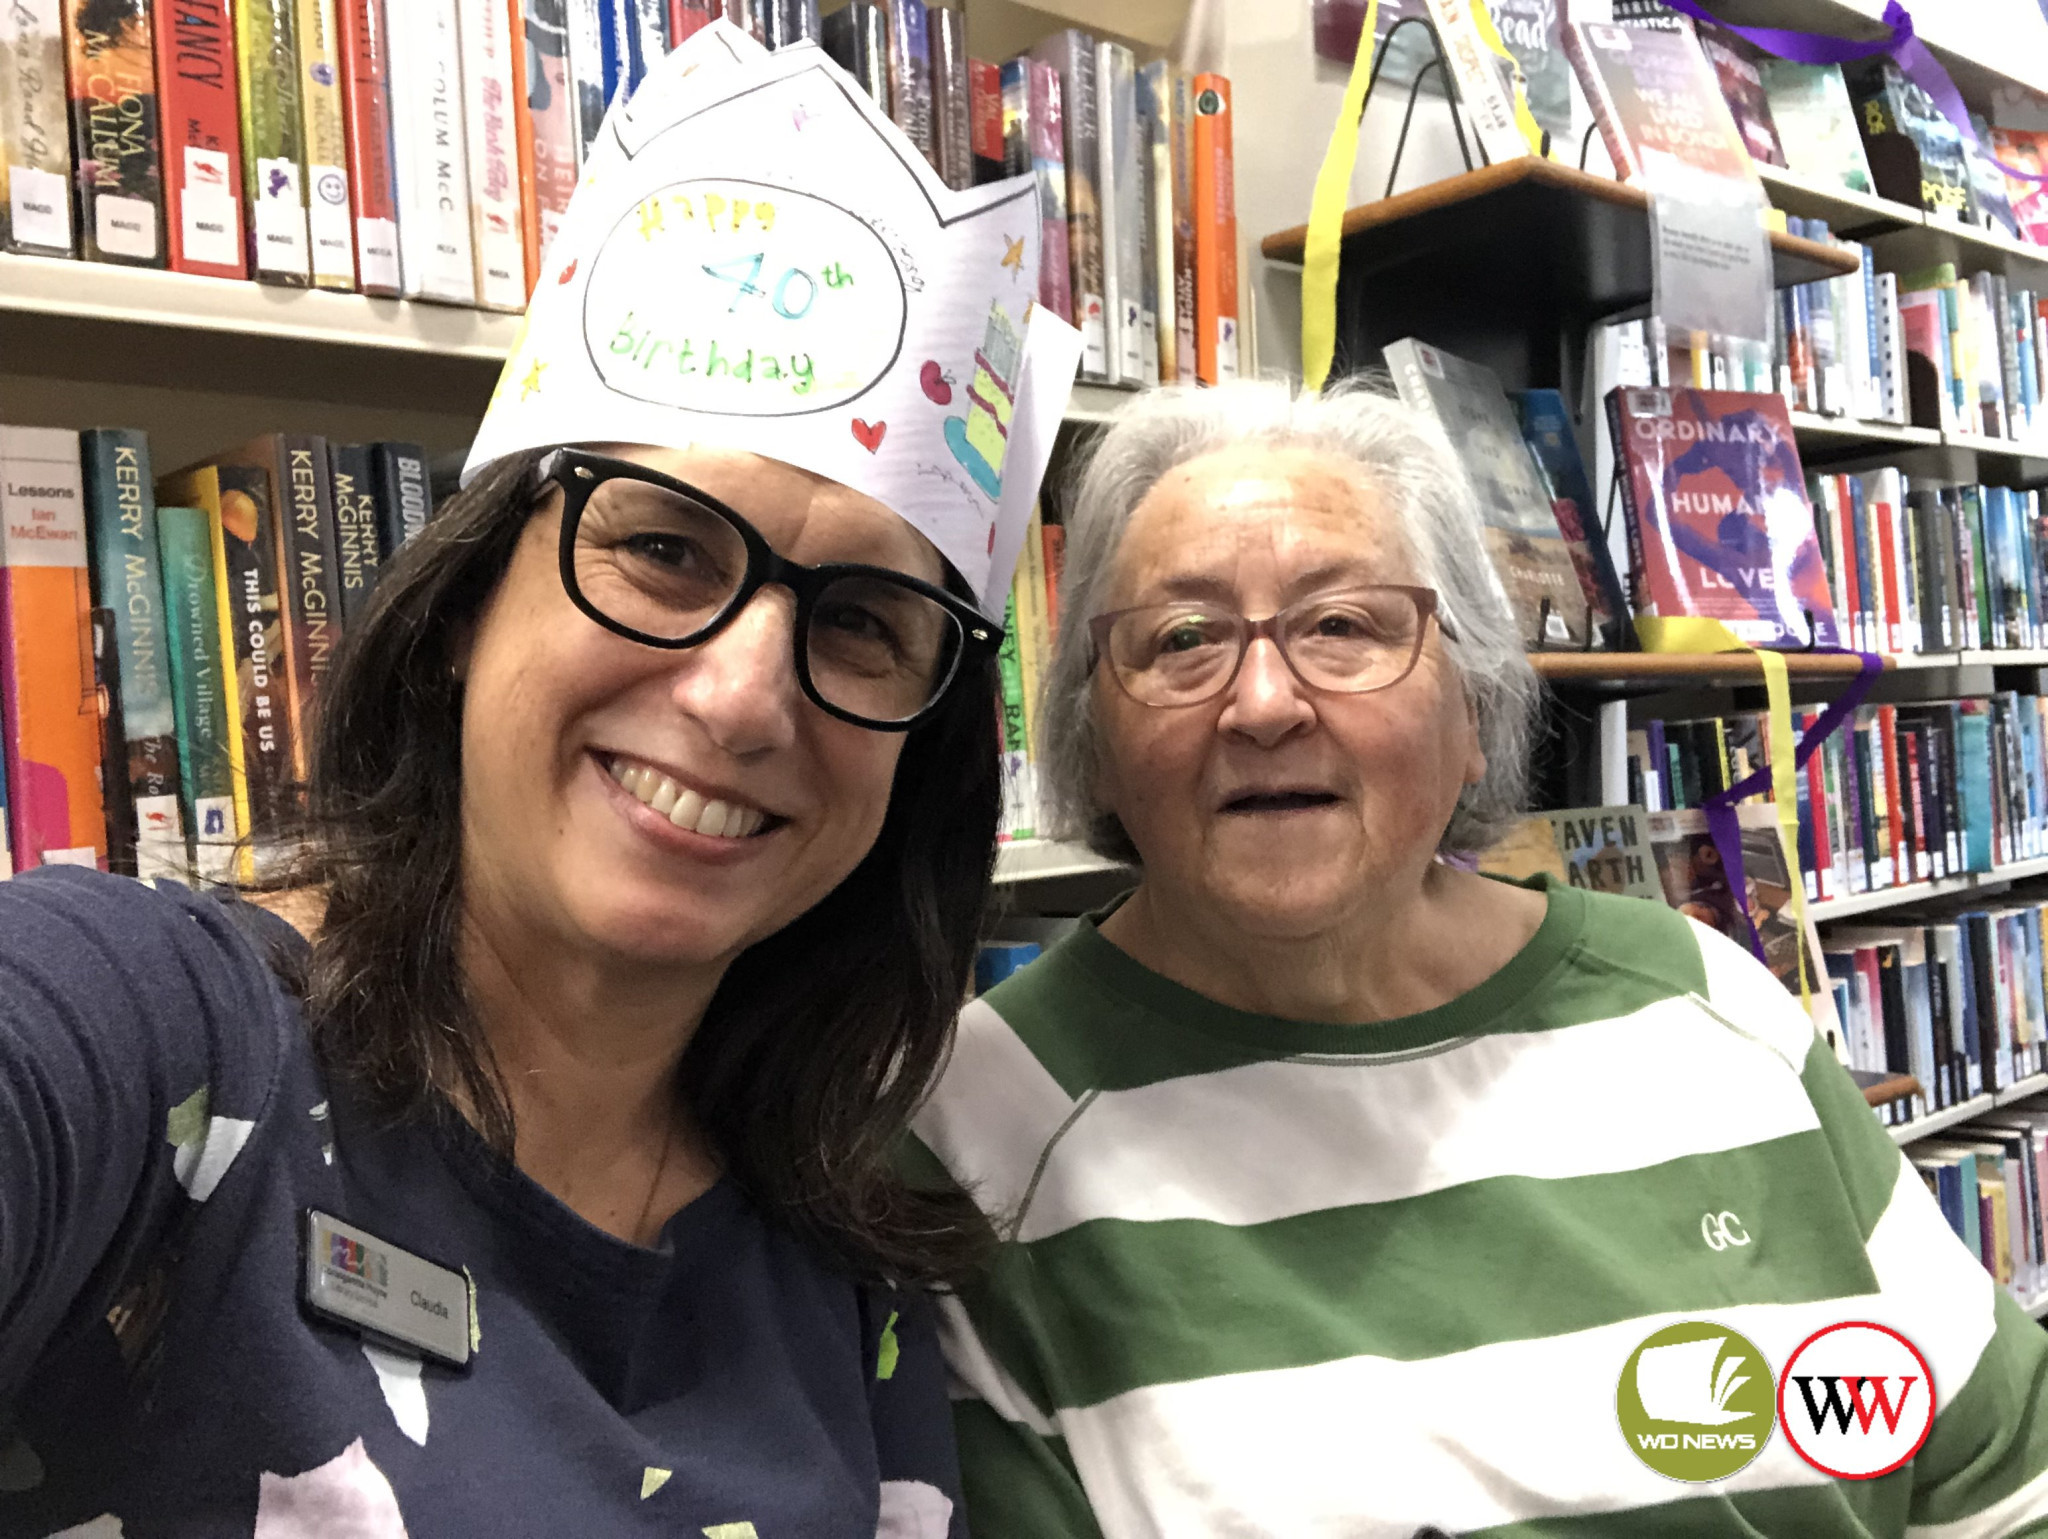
[1859, 1071, 1921, 1109]
[1258, 158, 1855, 282]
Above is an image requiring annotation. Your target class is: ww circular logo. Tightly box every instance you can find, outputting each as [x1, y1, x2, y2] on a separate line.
[1616, 1321, 1776, 1481]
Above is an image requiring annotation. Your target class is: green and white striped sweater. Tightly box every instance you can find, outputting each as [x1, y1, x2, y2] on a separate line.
[911, 877, 2048, 1538]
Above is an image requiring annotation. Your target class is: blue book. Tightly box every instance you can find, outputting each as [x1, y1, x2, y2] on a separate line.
[597, 0, 630, 107]
[975, 942, 1042, 994]
[1957, 703, 1996, 872]
[1862, 245, 1881, 409]
[1511, 389, 1632, 648]
[1846, 473, 1876, 655]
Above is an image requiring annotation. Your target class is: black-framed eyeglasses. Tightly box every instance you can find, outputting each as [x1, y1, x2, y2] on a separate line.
[541, 449, 1002, 731]
[1088, 585, 1457, 708]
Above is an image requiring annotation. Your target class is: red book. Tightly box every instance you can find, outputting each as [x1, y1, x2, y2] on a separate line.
[668, 0, 718, 43]
[1876, 703, 1907, 889]
[336, 0, 401, 295]
[1040, 522, 1064, 635]
[151, 0, 245, 277]
[1192, 72, 1237, 384]
[1872, 480, 1903, 654]
[513, 0, 578, 282]
[968, 57, 1002, 183]
[1606, 387, 1841, 649]
[1803, 709, 1836, 902]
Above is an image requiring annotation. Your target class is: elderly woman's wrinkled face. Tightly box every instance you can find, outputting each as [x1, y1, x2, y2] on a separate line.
[1093, 444, 1486, 939]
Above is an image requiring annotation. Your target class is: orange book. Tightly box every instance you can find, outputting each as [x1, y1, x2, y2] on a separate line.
[507, 0, 539, 293]
[0, 426, 108, 870]
[1876, 703, 1906, 889]
[1191, 72, 1237, 385]
[1040, 521, 1064, 634]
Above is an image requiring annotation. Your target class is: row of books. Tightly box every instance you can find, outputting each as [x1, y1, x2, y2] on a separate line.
[1622, 689, 2048, 907]
[1825, 903, 2048, 1128]
[1912, 1104, 2048, 1308]
[1808, 471, 2048, 659]
[995, 504, 1062, 843]
[1773, 223, 1908, 428]
[0, 425, 433, 879]
[825, 16, 1239, 390]
[1575, 8, 2039, 244]
[1893, 263, 2048, 445]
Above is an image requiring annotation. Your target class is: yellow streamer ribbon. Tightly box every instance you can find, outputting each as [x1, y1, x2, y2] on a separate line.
[1301, 0, 1380, 394]
[1636, 617, 1809, 1006]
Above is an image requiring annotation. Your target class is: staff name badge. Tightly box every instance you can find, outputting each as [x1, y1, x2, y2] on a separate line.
[301, 1210, 473, 1369]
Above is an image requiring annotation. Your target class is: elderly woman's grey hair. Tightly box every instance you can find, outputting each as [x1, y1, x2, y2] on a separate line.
[1036, 374, 1544, 862]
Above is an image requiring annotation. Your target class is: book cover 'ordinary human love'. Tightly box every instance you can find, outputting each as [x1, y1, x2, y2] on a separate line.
[1612, 386, 1843, 649]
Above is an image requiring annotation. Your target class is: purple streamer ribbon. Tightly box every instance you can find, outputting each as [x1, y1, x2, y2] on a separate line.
[1660, 0, 2048, 185]
[1699, 649, 1884, 963]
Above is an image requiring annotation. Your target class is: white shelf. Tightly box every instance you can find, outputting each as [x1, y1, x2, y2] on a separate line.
[1757, 165, 1920, 238]
[1812, 857, 2048, 924]
[1890, 1074, 2048, 1146]
[1065, 383, 1140, 425]
[1890, 649, 2048, 671]
[993, 838, 1128, 885]
[1789, 410, 1942, 451]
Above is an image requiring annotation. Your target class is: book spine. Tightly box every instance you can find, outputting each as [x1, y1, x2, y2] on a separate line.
[1139, 59, 1172, 387]
[213, 461, 292, 860]
[998, 58, 1026, 176]
[82, 428, 184, 878]
[327, 442, 382, 622]
[2, 0, 77, 254]
[272, 436, 343, 785]
[386, 0, 476, 303]
[0, 426, 107, 870]
[1016, 504, 1050, 763]
[1093, 41, 1121, 387]
[151, 0, 245, 277]
[156, 502, 235, 879]
[1562, 24, 1640, 182]
[928, 4, 969, 191]
[236, 0, 311, 283]
[157, 465, 250, 869]
[626, 0, 665, 79]
[765, 0, 818, 49]
[458, 0, 527, 310]
[1037, 32, 1104, 381]
[995, 592, 1032, 840]
[563, 0, 605, 161]
[292, 0, 352, 288]
[334, 0, 399, 293]
[1101, 42, 1141, 387]
[65, 0, 167, 265]
[1171, 67, 1195, 383]
[371, 442, 431, 555]
[517, 0, 581, 283]
[1191, 72, 1237, 383]
[595, 0, 624, 108]
[968, 56, 1001, 184]
[887, 0, 932, 165]
[1027, 61, 1070, 327]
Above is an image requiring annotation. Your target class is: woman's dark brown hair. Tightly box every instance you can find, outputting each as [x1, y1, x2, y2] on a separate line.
[289, 449, 1000, 1283]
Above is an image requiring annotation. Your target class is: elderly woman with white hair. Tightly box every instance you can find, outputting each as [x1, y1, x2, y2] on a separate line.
[910, 380, 2048, 1538]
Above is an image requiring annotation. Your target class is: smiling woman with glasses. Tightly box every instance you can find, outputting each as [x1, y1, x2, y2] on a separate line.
[911, 379, 2048, 1539]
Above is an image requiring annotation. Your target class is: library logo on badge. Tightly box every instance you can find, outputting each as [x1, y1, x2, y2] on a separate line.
[1777, 1322, 1934, 1479]
[1616, 1321, 1775, 1481]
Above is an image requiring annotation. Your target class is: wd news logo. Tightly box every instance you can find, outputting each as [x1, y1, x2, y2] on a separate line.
[1778, 1322, 1935, 1479]
[1616, 1322, 1775, 1481]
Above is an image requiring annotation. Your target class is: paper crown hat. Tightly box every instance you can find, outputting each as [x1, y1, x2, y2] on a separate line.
[464, 21, 1085, 617]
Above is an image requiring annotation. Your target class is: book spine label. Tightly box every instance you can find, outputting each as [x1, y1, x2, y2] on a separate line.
[3, 0, 76, 254]
[65, 0, 166, 264]
[156, 502, 235, 878]
[327, 443, 382, 622]
[151, 0, 245, 277]
[458, 0, 526, 309]
[237, 0, 311, 281]
[1192, 73, 1237, 383]
[294, 0, 353, 287]
[518, 0, 580, 278]
[0, 427, 106, 870]
[1094, 42, 1121, 387]
[386, 0, 476, 302]
[83, 428, 185, 877]
[335, 0, 398, 292]
[273, 437, 343, 783]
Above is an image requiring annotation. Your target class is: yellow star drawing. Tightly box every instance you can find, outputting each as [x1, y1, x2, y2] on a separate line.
[1001, 235, 1025, 274]
[520, 359, 547, 401]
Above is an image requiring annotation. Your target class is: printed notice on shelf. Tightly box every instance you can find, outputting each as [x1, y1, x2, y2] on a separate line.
[253, 157, 310, 277]
[181, 148, 240, 266]
[95, 194, 159, 260]
[356, 216, 400, 292]
[1643, 151, 1771, 348]
[10, 165, 72, 252]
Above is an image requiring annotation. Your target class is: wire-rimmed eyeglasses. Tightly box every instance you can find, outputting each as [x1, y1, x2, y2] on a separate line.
[541, 448, 1001, 731]
[1088, 585, 1456, 708]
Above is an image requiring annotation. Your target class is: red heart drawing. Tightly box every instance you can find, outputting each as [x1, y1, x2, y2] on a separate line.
[919, 360, 952, 405]
[556, 257, 578, 285]
[851, 418, 886, 453]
